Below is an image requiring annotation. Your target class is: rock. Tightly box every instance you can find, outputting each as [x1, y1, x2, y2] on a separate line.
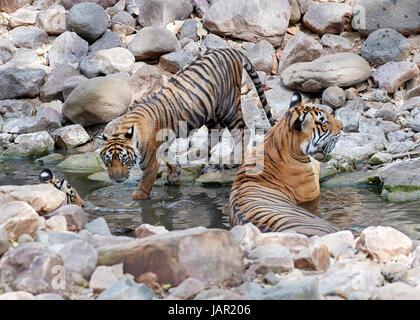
[369, 152, 392, 165]
[372, 61, 419, 94]
[3, 107, 62, 134]
[0, 50, 12, 64]
[293, 243, 330, 271]
[58, 239, 97, 279]
[255, 232, 310, 253]
[97, 227, 244, 286]
[84, 217, 112, 236]
[357, 226, 413, 263]
[62, 0, 118, 10]
[359, 118, 399, 135]
[0, 184, 65, 215]
[412, 117, 420, 133]
[66, 2, 109, 43]
[0, 291, 36, 300]
[376, 102, 398, 122]
[281, 53, 371, 92]
[97, 278, 156, 300]
[170, 277, 205, 300]
[9, 26, 48, 49]
[111, 11, 136, 35]
[0, 0, 33, 13]
[35, 293, 64, 300]
[387, 129, 414, 143]
[229, 223, 261, 251]
[200, 33, 228, 50]
[35, 231, 83, 247]
[36, 4, 68, 36]
[137, 0, 193, 28]
[322, 86, 346, 109]
[90, 31, 124, 54]
[62, 76, 131, 126]
[89, 265, 121, 293]
[1, 130, 56, 159]
[0, 242, 65, 294]
[320, 34, 353, 54]
[80, 47, 135, 78]
[128, 26, 180, 60]
[195, 169, 236, 185]
[313, 230, 355, 258]
[360, 29, 411, 66]
[248, 244, 293, 274]
[9, 6, 38, 27]
[302, 2, 352, 35]
[277, 31, 322, 74]
[48, 205, 87, 232]
[52, 124, 90, 148]
[386, 141, 416, 154]
[0, 201, 41, 240]
[57, 152, 105, 172]
[194, 287, 245, 300]
[352, 0, 420, 36]
[203, 0, 291, 47]
[401, 97, 420, 112]
[244, 40, 276, 74]
[159, 51, 193, 73]
[335, 98, 364, 132]
[129, 64, 164, 102]
[34, 153, 66, 165]
[48, 31, 89, 69]
[134, 223, 169, 239]
[0, 227, 9, 256]
[373, 282, 420, 300]
[62, 75, 88, 101]
[87, 234, 135, 249]
[45, 215, 68, 233]
[178, 18, 198, 41]
[0, 68, 46, 100]
[0, 48, 44, 71]
[40, 64, 80, 102]
[331, 132, 385, 160]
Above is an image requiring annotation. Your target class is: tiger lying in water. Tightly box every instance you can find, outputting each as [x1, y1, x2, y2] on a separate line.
[229, 92, 343, 237]
[100, 48, 275, 200]
[39, 168, 84, 207]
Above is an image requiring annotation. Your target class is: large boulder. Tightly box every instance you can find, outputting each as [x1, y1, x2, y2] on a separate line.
[137, 0, 193, 27]
[62, 77, 131, 126]
[0, 68, 46, 100]
[203, 0, 291, 47]
[281, 53, 371, 92]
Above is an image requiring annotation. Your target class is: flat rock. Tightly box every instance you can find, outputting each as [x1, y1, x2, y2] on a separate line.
[57, 152, 105, 172]
[134, 223, 169, 239]
[303, 2, 352, 35]
[372, 61, 419, 93]
[331, 132, 385, 160]
[48, 204, 87, 232]
[170, 277, 205, 300]
[9, 26, 49, 49]
[9, 6, 38, 28]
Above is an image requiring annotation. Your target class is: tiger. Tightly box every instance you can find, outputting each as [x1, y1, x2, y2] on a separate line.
[39, 168, 84, 207]
[100, 48, 276, 200]
[229, 92, 343, 237]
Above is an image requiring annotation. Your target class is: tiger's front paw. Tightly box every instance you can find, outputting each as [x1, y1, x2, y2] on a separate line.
[132, 190, 150, 200]
[162, 170, 181, 185]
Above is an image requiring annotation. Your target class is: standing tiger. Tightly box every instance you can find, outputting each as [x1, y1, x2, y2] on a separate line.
[100, 48, 275, 200]
[229, 92, 343, 237]
[39, 168, 84, 207]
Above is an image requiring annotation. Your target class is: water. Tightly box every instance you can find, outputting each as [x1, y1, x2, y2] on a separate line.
[1, 159, 420, 239]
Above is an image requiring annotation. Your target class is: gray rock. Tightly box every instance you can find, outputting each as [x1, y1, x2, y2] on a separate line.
[322, 86, 346, 109]
[36, 4, 68, 36]
[3, 107, 62, 134]
[40, 64, 80, 102]
[52, 124, 90, 148]
[170, 277, 205, 300]
[97, 278, 156, 300]
[0, 50, 12, 64]
[0, 68, 46, 100]
[335, 98, 364, 132]
[360, 29, 411, 66]
[159, 51, 193, 73]
[58, 239, 97, 279]
[84, 217, 112, 236]
[9, 26, 49, 49]
[303, 2, 352, 35]
[376, 103, 397, 122]
[0, 99, 34, 120]
[320, 34, 353, 54]
[0, 37, 14, 53]
[387, 129, 414, 143]
[137, 0, 193, 27]
[372, 61, 419, 93]
[62, 0, 118, 10]
[35, 231, 83, 247]
[48, 31, 89, 69]
[90, 31, 124, 54]
[245, 40, 275, 74]
[331, 132, 385, 160]
[111, 10, 136, 35]
[62, 75, 88, 101]
[35, 293, 64, 300]
[200, 33, 228, 50]
[178, 18, 198, 41]
[48, 204, 87, 232]
[0, 0, 33, 13]
[0, 227, 9, 256]
[386, 140, 416, 154]
[128, 26, 180, 60]
[66, 2, 109, 43]
[203, 0, 291, 47]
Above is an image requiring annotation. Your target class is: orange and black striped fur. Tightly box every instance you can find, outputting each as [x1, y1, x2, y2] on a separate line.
[229, 92, 343, 237]
[39, 168, 84, 207]
[100, 48, 275, 200]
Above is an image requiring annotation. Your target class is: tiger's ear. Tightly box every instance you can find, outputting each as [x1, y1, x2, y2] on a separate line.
[289, 92, 302, 109]
[125, 126, 134, 139]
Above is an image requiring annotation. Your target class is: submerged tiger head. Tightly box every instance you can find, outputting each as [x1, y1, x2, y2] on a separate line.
[283, 92, 343, 156]
[100, 125, 140, 183]
[39, 168, 84, 207]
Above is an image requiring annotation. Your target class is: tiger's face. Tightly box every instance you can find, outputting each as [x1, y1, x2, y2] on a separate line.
[287, 92, 343, 156]
[100, 126, 140, 183]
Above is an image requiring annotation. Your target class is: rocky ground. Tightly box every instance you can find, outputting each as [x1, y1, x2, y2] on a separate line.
[0, 0, 420, 300]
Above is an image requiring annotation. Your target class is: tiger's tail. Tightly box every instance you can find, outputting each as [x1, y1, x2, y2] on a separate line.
[241, 53, 275, 127]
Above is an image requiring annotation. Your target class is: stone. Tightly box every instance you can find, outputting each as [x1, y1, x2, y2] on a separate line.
[52, 124, 90, 148]
[255, 232, 310, 253]
[84, 217, 112, 236]
[281, 53, 371, 93]
[111, 11, 136, 35]
[97, 278, 156, 300]
[320, 34, 353, 54]
[0, 50, 12, 64]
[36, 4, 68, 36]
[293, 243, 330, 271]
[0, 227, 8, 256]
[248, 244, 294, 274]
[412, 117, 420, 133]
[322, 86, 346, 109]
[178, 18, 198, 41]
[401, 97, 420, 112]
[0, 243, 65, 295]
[62, 77, 131, 126]
[314, 230, 355, 258]
[137, 0, 193, 28]
[35, 231, 83, 247]
[90, 31, 124, 54]
[352, 0, 420, 36]
[0, 291, 36, 300]
[386, 141, 416, 154]
[245, 40, 276, 74]
[40, 64, 80, 102]
[62, 0, 118, 10]
[373, 282, 420, 300]
[48, 31, 89, 69]
[49, 205, 87, 232]
[57, 152, 105, 172]
[369, 152, 392, 165]
[200, 33, 228, 50]
[66, 2, 109, 43]
[386, 130, 414, 143]
[0, 184, 65, 215]
[0, 201, 41, 240]
[89, 265, 120, 293]
[359, 118, 400, 135]
[229, 223, 261, 251]
[9, 26, 49, 49]
[377, 158, 420, 193]
[372, 61, 419, 94]
[62, 75, 88, 101]
[128, 26, 180, 60]
[58, 239, 97, 279]
[203, 0, 292, 47]
[0, 48, 44, 71]
[376, 103, 397, 122]
[45, 215, 68, 233]
[9, 6, 38, 27]
[335, 98, 364, 132]
[134, 223, 169, 239]
[360, 29, 411, 66]
[357, 226, 413, 263]
[87, 234, 135, 249]
[97, 227, 244, 286]
[80, 47, 135, 78]
[35, 293, 64, 300]
[3, 107, 62, 134]
[0, 0, 33, 13]
[159, 51, 194, 74]
[0, 68, 46, 100]
[277, 31, 322, 74]
[331, 132, 385, 160]
[188, 0, 208, 18]
[302, 2, 352, 35]
[170, 277, 205, 300]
